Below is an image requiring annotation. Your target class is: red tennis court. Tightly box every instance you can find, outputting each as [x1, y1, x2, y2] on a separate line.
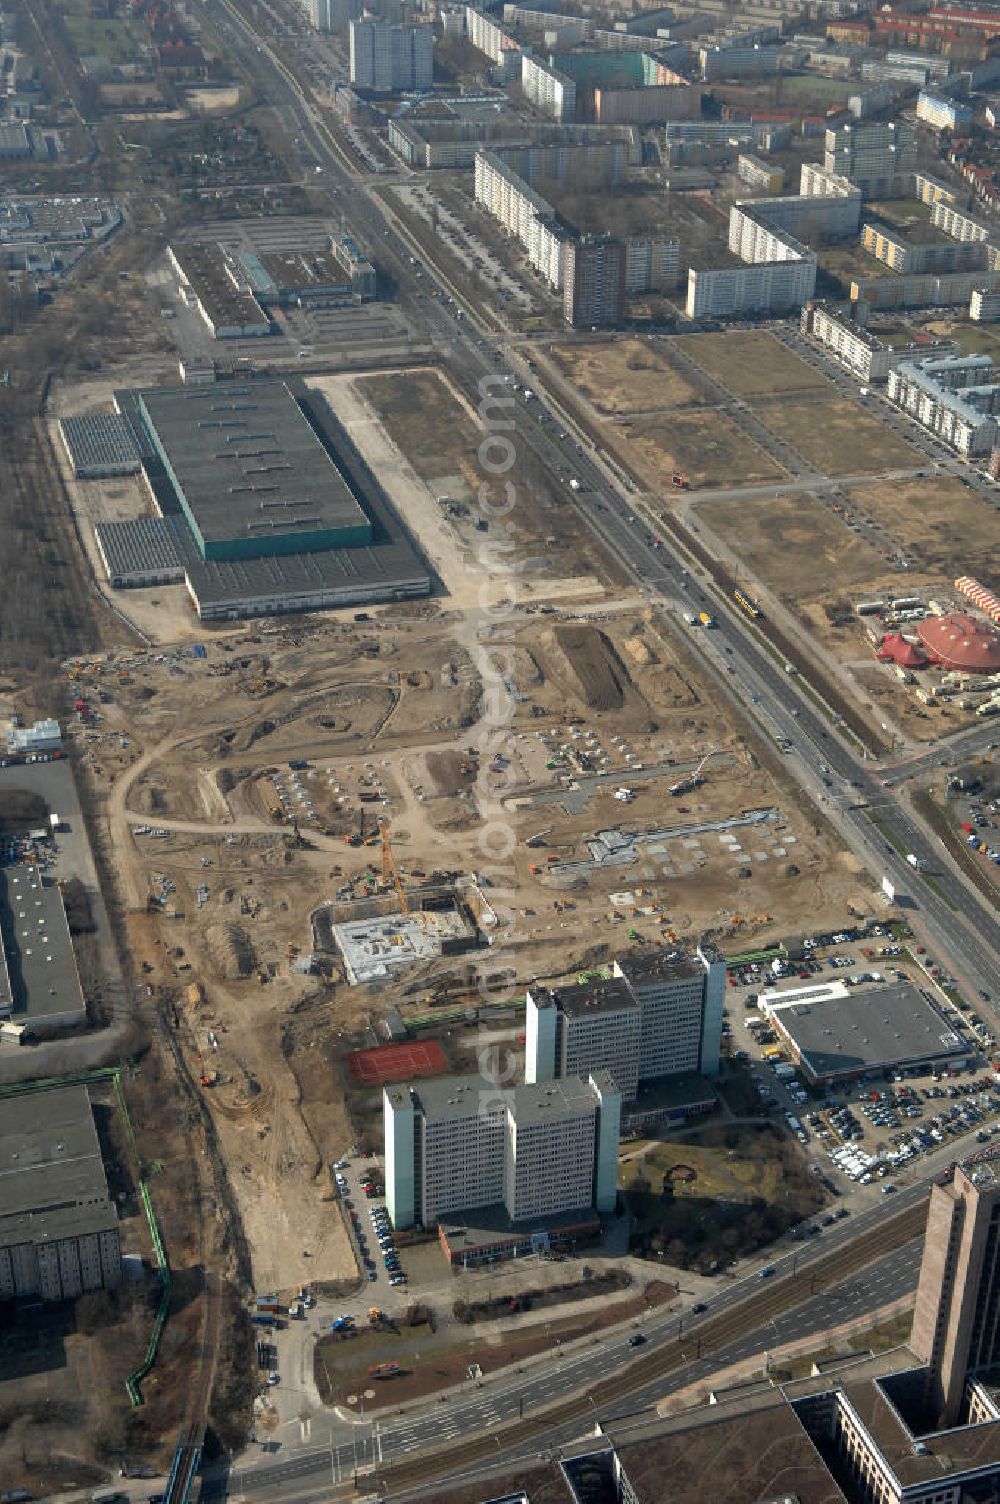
[348, 1039, 448, 1084]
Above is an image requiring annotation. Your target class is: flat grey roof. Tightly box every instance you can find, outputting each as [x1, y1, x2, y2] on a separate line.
[615, 948, 703, 987]
[554, 977, 638, 1018]
[408, 1072, 599, 1124]
[0, 1084, 117, 1248]
[770, 982, 965, 1078]
[438, 1201, 600, 1243]
[0, 867, 86, 1025]
[168, 513, 428, 611]
[59, 413, 140, 475]
[137, 381, 369, 546]
[95, 517, 183, 580]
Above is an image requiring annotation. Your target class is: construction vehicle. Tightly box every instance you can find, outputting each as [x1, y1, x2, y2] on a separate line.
[381, 820, 418, 919]
[669, 745, 729, 797]
[346, 806, 368, 848]
[671, 472, 689, 489]
[525, 828, 552, 848]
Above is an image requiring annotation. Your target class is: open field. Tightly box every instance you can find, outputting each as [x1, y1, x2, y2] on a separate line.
[549, 339, 700, 415]
[628, 408, 784, 491]
[925, 317, 1000, 357]
[676, 330, 829, 398]
[844, 475, 1000, 575]
[696, 492, 887, 602]
[64, 13, 146, 63]
[753, 395, 917, 475]
[354, 369, 481, 484]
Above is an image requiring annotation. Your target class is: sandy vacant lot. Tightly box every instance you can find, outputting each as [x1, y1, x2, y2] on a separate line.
[677, 330, 829, 397]
[755, 395, 917, 476]
[629, 409, 784, 491]
[696, 492, 886, 602]
[550, 339, 700, 414]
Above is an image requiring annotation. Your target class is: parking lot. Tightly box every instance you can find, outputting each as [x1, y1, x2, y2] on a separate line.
[334, 1156, 411, 1296]
[725, 921, 1000, 1199]
[392, 183, 534, 312]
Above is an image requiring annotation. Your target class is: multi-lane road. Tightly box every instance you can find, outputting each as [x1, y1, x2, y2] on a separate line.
[188, 2, 1000, 1491]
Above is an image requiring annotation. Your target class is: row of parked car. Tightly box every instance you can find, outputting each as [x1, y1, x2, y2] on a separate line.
[370, 1204, 407, 1287]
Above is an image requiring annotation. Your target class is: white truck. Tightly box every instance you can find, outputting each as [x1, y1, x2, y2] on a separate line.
[907, 853, 929, 871]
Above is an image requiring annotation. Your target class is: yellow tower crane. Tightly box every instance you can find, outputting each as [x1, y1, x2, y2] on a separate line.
[380, 820, 410, 917]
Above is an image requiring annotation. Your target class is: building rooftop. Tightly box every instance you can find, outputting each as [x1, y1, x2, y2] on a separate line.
[553, 977, 638, 1019]
[169, 242, 268, 333]
[408, 1072, 602, 1124]
[0, 866, 87, 1027]
[0, 1084, 117, 1249]
[137, 382, 371, 553]
[437, 1200, 601, 1247]
[767, 981, 965, 1078]
[843, 1375, 1000, 1487]
[94, 517, 183, 580]
[615, 948, 703, 987]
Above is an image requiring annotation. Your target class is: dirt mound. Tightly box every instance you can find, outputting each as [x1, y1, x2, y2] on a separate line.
[205, 923, 258, 980]
[553, 625, 632, 711]
[234, 718, 277, 752]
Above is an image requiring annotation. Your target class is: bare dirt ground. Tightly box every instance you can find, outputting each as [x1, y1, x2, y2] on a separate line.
[692, 490, 982, 741]
[676, 330, 829, 397]
[548, 339, 700, 414]
[751, 393, 916, 475]
[844, 475, 1000, 575]
[627, 409, 784, 491]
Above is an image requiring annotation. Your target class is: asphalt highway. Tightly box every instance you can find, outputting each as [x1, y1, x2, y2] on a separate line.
[205, 1196, 923, 1501]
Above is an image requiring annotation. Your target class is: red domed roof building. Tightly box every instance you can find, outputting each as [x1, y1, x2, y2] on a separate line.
[917, 613, 1000, 674]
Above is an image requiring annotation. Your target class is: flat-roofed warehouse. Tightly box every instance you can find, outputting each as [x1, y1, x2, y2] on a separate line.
[0, 866, 87, 1034]
[136, 381, 373, 561]
[761, 981, 967, 1084]
[0, 1084, 122, 1301]
[58, 413, 141, 479]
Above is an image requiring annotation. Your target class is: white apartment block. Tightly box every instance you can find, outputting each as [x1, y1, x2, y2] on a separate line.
[520, 52, 576, 121]
[971, 287, 1000, 322]
[310, 0, 363, 30]
[383, 1071, 620, 1230]
[474, 149, 572, 289]
[799, 163, 859, 200]
[349, 18, 433, 91]
[851, 267, 1000, 311]
[465, 5, 521, 79]
[737, 153, 784, 193]
[526, 945, 726, 1100]
[932, 200, 992, 244]
[799, 301, 958, 383]
[687, 256, 816, 318]
[824, 119, 916, 196]
[699, 43, 779, 80]
[912, 170, 962, 208]
[887, 354, 1000, 456]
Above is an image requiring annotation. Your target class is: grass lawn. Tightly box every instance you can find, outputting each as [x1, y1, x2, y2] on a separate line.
[622, 1123, 826, 1271]
[64, 15, 145, 63]
[314, 1282, 676, 1408]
